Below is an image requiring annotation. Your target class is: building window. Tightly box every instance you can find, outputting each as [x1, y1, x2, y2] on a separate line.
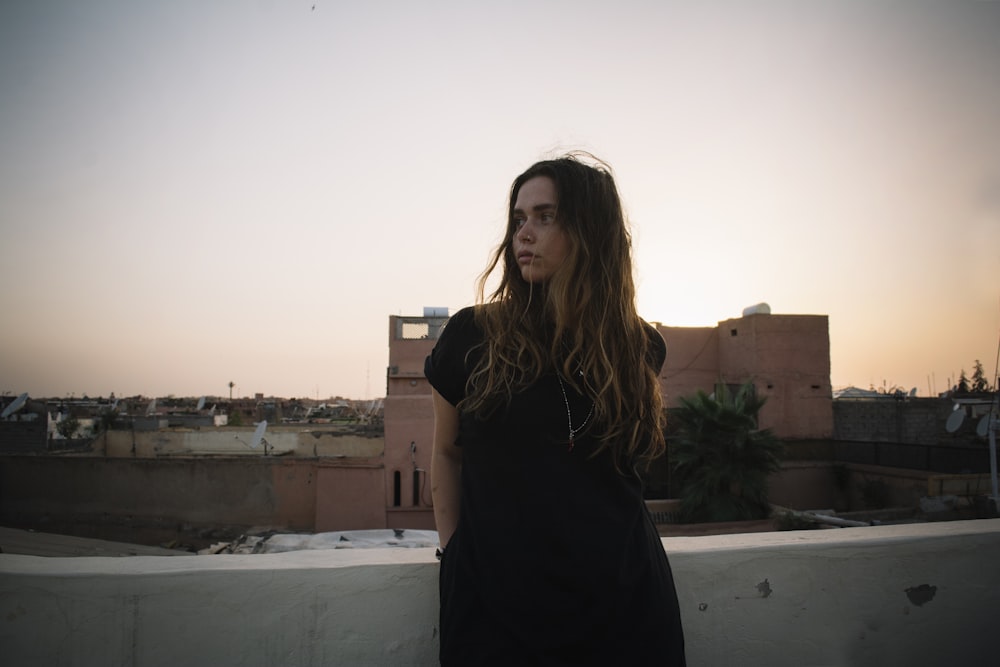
[401, 322, 430, 339]
[393, 471, 401, 507]
[394, 316, 449, 340]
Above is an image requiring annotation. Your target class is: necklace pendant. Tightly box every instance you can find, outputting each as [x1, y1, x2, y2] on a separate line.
[557, 372, 591, 454]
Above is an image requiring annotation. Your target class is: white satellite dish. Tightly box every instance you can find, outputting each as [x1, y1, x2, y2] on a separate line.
[196, 396, 206, 411]
[977, 415, 991, 438]
[945, 410, 965, 433]
[249, 420, 268, 449]
[1, 392, 28, 419]
[908, 388, 917, 398]
[145, 398, 157, 417]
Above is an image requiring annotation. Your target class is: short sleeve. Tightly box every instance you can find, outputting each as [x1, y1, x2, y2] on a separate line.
[644, 322, 666, 373]
[424, 307, 481, 406]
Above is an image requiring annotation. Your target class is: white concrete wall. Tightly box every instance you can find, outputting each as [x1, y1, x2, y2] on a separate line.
[2, 520, 998, 666]
[103, 428, 384, 458]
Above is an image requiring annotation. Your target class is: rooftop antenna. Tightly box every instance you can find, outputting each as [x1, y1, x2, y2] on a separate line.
[235, 420, 271, 456]
[1, 392, 28, 420]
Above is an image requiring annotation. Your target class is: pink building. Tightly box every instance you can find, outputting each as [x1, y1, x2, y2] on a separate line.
[381, 306, 833, 530]
[658, 311, 833, 439]
[383, 311, 448, 530]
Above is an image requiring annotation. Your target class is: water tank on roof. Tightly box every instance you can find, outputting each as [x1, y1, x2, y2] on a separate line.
[423, 306, 449, 317]
[742, 302, 771, 316]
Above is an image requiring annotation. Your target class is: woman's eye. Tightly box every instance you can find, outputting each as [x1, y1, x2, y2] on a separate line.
[541, 212, 555, 223]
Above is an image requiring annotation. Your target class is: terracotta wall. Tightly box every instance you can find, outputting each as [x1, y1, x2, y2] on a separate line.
[315, 464, 386, 532]
[658, 313, 833, 439]
[657, 325, 721, 405]
[384, 315, 441, 530]
[0, 456, 381, 542]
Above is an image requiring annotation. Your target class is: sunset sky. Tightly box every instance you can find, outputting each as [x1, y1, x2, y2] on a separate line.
[1, 1, 998, 400]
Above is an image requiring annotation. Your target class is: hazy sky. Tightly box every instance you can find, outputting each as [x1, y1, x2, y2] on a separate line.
[1, 1, 998, 400]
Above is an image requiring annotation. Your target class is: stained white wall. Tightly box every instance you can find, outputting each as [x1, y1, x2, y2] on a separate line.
[2, 520, 998, 666]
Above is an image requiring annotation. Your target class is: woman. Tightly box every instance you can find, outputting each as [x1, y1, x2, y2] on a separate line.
[425, 154, 686, 666]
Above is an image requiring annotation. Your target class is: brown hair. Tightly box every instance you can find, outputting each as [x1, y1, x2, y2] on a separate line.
[461, 152, 665, 465]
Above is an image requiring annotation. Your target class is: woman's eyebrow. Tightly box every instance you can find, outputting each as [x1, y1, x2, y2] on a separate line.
[513, 203, 557, 215]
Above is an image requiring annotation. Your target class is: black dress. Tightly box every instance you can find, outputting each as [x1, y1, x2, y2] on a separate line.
[424, 307, 686, 666]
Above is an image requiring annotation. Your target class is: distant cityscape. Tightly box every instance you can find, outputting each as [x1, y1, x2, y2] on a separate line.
[0, 392, 384, 442]
[0, 306, 996, 560]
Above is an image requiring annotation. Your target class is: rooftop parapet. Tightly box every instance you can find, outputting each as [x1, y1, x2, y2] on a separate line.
[2, 519, 998, 665]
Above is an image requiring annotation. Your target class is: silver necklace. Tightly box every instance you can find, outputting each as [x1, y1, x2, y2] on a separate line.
[556, 373, 595, 451]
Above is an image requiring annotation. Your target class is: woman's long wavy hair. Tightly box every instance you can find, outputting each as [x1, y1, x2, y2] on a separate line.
[460, 153, 665, 465]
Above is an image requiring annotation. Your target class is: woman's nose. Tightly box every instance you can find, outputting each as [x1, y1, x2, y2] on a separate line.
[516, 220, 533, 242]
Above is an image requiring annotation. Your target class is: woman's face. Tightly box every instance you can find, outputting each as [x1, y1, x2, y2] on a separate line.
[511, 176, 570, 284]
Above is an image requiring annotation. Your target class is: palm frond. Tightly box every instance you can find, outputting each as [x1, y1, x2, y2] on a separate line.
[670, 380, 784, 522]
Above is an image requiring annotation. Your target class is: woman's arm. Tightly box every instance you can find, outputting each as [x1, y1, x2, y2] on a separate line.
[431, 388, 462, 549]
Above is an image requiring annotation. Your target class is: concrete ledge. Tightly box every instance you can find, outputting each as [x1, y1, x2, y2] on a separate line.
[670, 519, 1000, 665]
[2, 520, 998, 666]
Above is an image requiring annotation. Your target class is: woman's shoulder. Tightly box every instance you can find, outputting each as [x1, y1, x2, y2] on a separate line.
[425, 306, 484, 402]
[431, 305, 490, 358]
[441, 305, 482, 339]
[447, 305, 478, 324]
[444, 303, 504, 334]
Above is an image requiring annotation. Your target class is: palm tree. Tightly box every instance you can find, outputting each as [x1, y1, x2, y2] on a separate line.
[670, 381, 783, 523]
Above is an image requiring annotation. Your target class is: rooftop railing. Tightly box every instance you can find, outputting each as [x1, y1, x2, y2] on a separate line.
[2, 519, 998, 666]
